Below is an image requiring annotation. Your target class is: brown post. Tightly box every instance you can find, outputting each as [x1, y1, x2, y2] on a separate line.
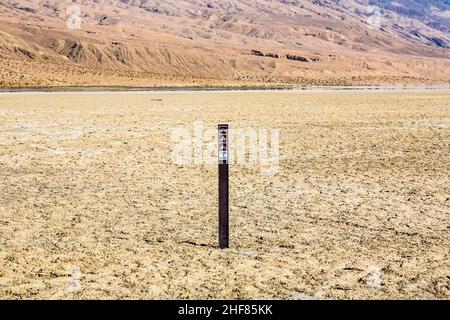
[218, 124, 229, 249]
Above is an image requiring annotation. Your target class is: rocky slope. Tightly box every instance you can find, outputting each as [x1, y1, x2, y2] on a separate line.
[0, 0, 449, 87]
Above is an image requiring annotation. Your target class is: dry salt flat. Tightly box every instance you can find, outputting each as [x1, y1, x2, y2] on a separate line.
[0, 90, 448, 299]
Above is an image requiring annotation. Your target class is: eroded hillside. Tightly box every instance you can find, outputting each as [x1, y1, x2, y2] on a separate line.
[0, 0, 449, 86]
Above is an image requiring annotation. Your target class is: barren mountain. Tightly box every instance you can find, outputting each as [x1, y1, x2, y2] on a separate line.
[0, 0, 449, 87]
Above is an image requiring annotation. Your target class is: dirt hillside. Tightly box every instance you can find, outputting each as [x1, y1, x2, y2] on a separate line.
[0, 0, 449, 86]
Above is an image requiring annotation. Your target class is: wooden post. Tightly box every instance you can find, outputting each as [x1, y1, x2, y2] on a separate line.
[218, 124, 229, 249]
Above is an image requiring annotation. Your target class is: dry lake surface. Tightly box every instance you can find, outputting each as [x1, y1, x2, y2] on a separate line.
[0, 90, 449, 299]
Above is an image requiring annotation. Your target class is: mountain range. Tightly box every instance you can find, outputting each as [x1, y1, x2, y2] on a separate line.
[0, 0, 449, 87]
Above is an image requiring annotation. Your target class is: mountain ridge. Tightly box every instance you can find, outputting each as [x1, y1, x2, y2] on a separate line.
[0, 0, 449, 87]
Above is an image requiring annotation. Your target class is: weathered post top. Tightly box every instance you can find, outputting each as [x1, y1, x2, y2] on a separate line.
[218, 124, 229, 165]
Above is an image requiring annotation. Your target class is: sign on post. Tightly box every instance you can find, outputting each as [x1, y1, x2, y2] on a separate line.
[218, 124, 229, 249]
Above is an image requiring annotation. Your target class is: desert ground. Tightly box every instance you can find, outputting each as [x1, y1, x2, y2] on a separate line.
[0, 90, 448, 299]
